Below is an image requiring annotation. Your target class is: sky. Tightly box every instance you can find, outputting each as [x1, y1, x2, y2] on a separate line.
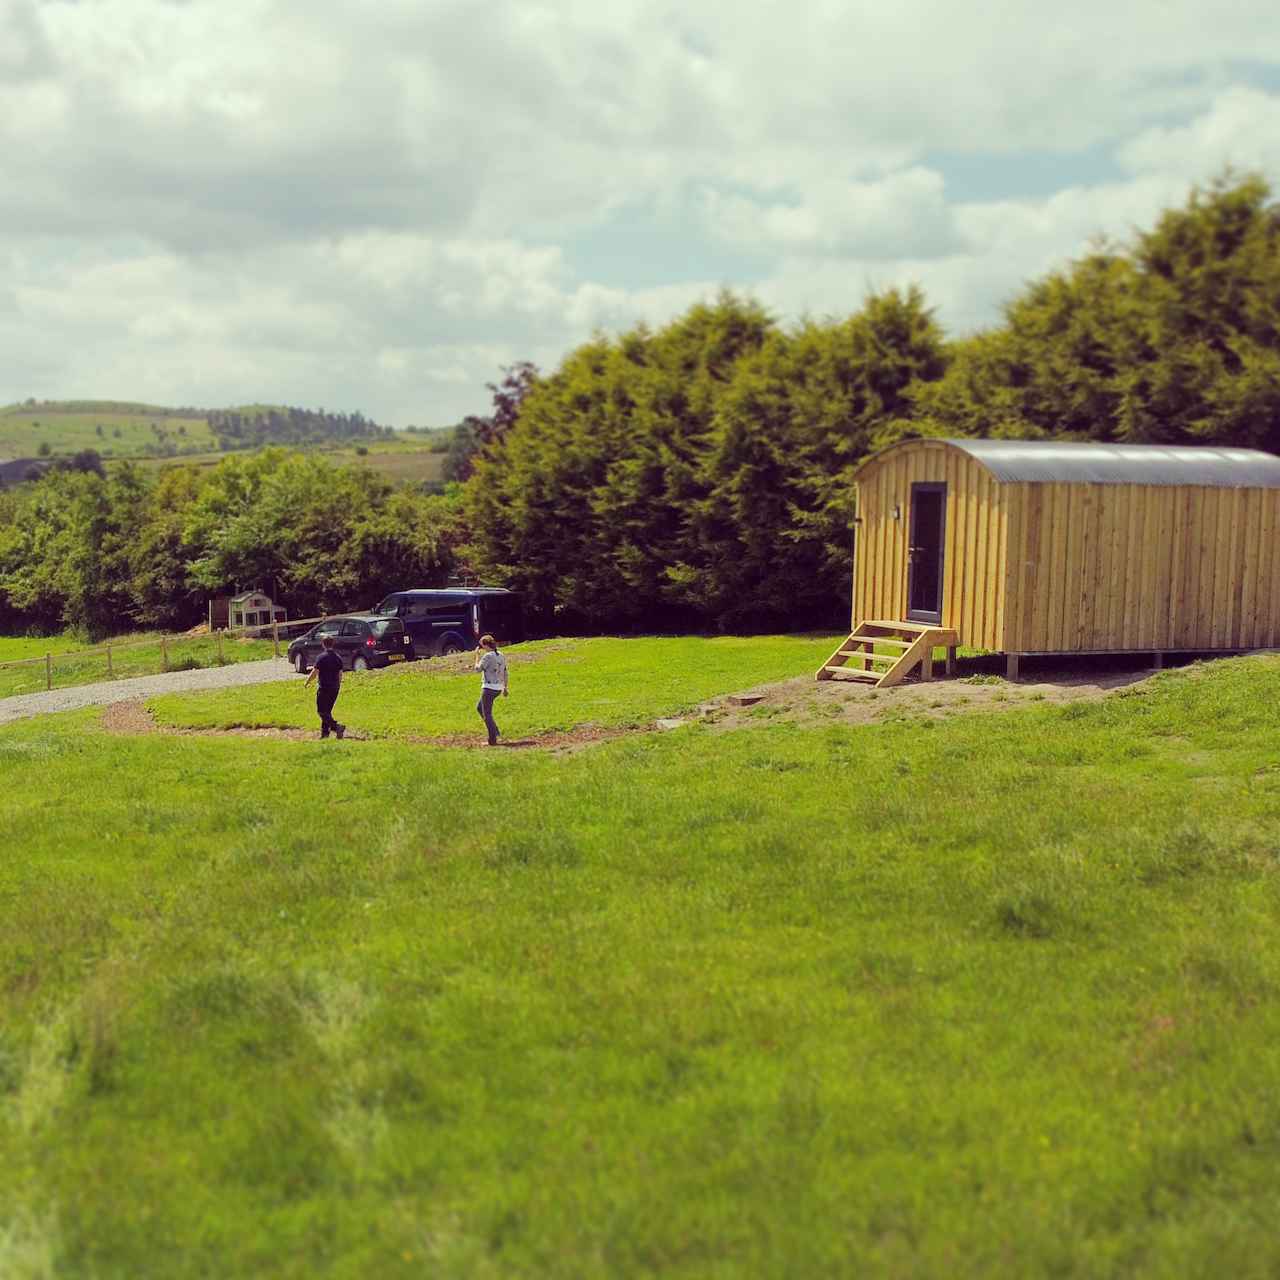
[3, 0, 1280, 427]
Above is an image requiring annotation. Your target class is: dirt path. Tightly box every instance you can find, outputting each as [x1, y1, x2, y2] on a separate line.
[0, 657, 299, 727]
[100, 699, 629, 752]
[97, 656, 1164, 752]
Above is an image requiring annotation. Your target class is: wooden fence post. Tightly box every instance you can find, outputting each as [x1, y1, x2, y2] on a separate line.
[272, 619, 280, 659]
[106, 644, 113, 678]
[161, 636, 169, 672]
[216, 630, 224, 664]
[46, 653, 52, 691]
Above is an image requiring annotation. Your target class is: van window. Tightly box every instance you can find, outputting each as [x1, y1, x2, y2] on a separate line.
[372, 596, 401, 616]
[478, 595, 522, 643]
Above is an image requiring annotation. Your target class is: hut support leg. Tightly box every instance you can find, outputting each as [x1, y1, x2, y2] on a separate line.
[946, 646, 956, 677]
[1006, 653, 1020, 681]
[1152, 651, 1164, 670]
[920, 649, 932, 681]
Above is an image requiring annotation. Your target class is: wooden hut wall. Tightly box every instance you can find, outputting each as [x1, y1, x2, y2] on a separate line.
[853, 442, 1008, 651]
[1004, 482, 1280, 653]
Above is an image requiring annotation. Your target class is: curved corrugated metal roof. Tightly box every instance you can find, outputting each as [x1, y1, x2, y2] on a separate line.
[860, 438, 1280, 487]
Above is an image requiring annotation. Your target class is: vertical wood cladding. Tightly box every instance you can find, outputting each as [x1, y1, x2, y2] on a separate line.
[853, 440, 1005, 651]
[853, 440, 1280, 653]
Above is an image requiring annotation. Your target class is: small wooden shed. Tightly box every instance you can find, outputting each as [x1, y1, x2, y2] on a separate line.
[818, 437, 1280, 685]
[209, 590, 288, 633]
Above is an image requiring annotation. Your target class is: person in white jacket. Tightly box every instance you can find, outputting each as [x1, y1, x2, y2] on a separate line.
[474, 633, 508, 746]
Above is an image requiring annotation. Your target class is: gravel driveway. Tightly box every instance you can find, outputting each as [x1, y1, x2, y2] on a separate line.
[0, 657, 300, 727]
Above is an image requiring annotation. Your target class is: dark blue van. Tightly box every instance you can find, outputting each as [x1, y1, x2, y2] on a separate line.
[369, 588, 524, 659]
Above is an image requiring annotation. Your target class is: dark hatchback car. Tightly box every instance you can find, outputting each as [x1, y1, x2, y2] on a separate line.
[288, 614, 414, 673]
[370, 588, 524, 658]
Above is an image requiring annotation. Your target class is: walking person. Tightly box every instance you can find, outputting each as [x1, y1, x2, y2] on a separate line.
[304, 634, 346, 739]
[474, 633, 508, 746]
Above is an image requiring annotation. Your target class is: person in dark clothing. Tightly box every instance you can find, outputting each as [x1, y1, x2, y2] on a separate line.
[303, 634, 346, 739]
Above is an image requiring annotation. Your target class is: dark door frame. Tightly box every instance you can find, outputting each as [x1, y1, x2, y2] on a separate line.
[906, 482, 947, 625]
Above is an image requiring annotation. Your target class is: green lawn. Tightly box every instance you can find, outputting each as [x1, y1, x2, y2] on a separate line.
[0, 633, 86, 664]
[0, 632, 277, 698]
[149, 636, 836, 736]
[3, 645, 1280, 1277]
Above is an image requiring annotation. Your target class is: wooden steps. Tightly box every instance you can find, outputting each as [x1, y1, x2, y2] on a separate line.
[816, 620, 959, 689]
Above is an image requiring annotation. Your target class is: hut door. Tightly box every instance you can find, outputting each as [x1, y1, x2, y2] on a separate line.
[906, 482, 946, 624]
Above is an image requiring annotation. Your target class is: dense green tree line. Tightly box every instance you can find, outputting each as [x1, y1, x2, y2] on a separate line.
[462, 287, 949, 629]
[208, 405, 392, 450]
[462, 175, 1280, 631]
[911, 174, 1280, 448]
[0, 451, 455, 638]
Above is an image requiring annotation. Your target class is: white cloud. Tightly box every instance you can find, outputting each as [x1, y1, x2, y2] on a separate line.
[1, 0, 1279, 421]
[1118, 86, 1280, 179]
[700, 168, 959, 260]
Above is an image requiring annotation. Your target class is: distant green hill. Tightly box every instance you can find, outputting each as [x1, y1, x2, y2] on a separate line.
[0, 399, 391, 460]
[0, 401, 216, 459]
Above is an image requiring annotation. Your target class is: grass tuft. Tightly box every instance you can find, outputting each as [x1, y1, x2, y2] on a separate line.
[0, 1207, 60, 1280]
[994, 889, 1060, 938]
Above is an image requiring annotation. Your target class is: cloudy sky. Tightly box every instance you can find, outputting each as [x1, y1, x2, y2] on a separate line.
[3, 0, 1280, 426]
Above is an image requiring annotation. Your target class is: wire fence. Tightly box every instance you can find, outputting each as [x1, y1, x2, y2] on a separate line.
[0, 615, 334, 694]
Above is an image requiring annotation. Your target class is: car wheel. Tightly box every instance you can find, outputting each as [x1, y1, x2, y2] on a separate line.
[404, 642, 418, 661]
[439, 638, 463, 656]
[294, 652, 307, 674]
[352, 656, 370, 672]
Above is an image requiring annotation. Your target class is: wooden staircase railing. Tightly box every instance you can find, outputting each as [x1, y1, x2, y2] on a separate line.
[816, 620, 959, 689]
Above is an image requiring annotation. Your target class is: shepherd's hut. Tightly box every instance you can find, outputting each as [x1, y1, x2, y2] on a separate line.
[817, 438, 1280, 686]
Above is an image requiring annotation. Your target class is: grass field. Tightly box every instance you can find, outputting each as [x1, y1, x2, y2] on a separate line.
[149, 636, 831, 735]
[319, 439, 448, 487]
[0, 634, 87, 664]
[0, 403, 215, 457]
[3, 642, 1280, 1276]
[127, 439, 448, 488]
[0, 631, 276, 698]
[126, 449, 226, 474]
[1, 403, 438, 487]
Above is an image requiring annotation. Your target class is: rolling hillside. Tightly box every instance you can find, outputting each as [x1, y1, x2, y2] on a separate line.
[0, 400, 448, 489]
[0, 399, 394, 461]
[0, 401, 216, 458]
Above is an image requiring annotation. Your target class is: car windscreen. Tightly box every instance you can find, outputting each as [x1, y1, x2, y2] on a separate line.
[371, 597, 399, 616]
[369, 619, 401, 638]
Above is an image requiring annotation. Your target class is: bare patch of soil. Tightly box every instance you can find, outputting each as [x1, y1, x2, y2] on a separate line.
[98, 656, 1168, 752]
[693, 659, 1163, 735]
[402, 725, 628, 754]
[99, 699, 626, 753]
[100, 700, 160, 735]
